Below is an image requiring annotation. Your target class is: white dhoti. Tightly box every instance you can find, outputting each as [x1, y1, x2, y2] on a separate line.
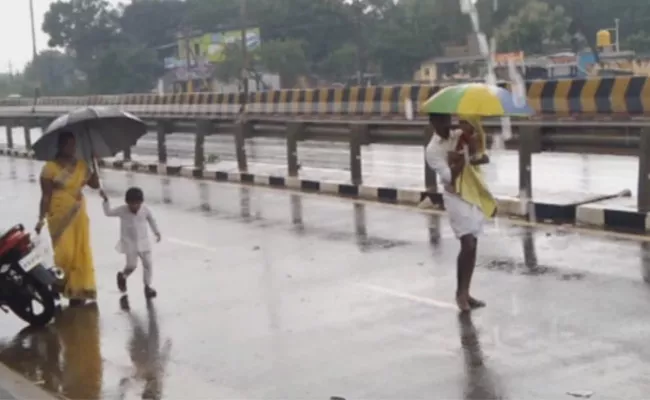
[443, 192, 485, 239]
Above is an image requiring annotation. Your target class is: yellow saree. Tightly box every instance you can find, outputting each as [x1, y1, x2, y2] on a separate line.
[41, 160, 96, 300]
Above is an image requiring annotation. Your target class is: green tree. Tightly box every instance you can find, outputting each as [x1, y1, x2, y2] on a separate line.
[257, 39, 309, 87]
[22, 50, 85, 96]
[624, 32, 650, 53]
[254, 0, 354, 66]
[212, 43, 244, 85]
[318, 43, 358, 82]
[119, 0, 189, 48]
[495, 1, 571, 54]
[369, 0, 445, 81]
[42, 0, 120, 70]
[183, 0, 240, 32]
[0, 74, 27, 98]
[85, 40, 162, 94]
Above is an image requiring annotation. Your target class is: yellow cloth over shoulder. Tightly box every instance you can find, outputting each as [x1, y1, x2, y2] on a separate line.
[454, 116, 498, 218]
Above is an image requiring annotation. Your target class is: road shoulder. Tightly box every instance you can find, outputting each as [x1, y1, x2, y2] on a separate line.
[0, 362, 62, 400]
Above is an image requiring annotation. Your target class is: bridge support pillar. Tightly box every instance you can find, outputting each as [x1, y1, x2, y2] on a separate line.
[286, 122, 303, 177]
[156, 121, 171, 164]
[424, 124, 437, 190]
[235, 120, 251, 172]
[6, 124, 13, 149]
[23, 126, 32, 150]
[518, 126, 538, 200]
[123, 146, 132, 162]
[349, 123, 369, 185]
[637, 128, 650, 213]
[195, 120, 213, 170]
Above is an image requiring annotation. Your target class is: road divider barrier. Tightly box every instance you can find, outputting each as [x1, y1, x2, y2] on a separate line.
[2, 76, 650, 118]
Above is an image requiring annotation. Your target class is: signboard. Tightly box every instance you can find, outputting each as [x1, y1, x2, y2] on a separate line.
[177, 28, 261, 64]
[493, 52, 525, 66]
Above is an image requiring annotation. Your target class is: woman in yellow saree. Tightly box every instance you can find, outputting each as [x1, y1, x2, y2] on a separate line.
[35, 131, 100, 306]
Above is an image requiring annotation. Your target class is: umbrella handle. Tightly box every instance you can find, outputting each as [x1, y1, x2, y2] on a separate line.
[85, 123, 102, 190]
[90, 156, 103, 190]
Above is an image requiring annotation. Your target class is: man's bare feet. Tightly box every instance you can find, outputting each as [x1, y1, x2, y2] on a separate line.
[456, 293, 471, 312]
[468, 296, 486, 309]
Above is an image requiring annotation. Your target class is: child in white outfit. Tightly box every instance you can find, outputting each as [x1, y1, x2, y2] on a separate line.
[100, 187, 161, 299]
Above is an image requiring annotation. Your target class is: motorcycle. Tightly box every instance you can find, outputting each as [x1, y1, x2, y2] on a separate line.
[0, 224, 64, 326]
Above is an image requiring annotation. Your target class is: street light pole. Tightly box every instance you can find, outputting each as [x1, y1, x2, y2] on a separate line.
[29, 0, 39, 111]
[240, 0, 249, 107]
[29, 0, 37, 58]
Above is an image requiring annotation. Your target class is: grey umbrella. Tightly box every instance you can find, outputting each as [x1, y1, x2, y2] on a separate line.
[32, 106, 147, 162]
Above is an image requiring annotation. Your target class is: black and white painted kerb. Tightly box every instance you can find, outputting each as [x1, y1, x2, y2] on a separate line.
[576, 203, 650, 232]
[2, 148, 649, 233]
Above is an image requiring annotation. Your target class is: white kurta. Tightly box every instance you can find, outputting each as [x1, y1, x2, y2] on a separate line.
[102, 201, 161, 254]
[425, 131, 485, 239]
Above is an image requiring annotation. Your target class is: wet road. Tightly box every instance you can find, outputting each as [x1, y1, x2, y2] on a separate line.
[1, 156, 650, 399]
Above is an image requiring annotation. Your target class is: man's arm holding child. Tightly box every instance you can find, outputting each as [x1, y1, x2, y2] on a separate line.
[145, 208, 161, 242]
[99, 190, 124, 217]
[424, 140, 464, 193]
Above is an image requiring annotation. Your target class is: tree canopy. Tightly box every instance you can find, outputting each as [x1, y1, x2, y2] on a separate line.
[7, 0, 648, 96]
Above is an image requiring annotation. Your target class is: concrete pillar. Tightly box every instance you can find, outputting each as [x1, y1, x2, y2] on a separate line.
[23, 126, 32, 150]
[424, 124, 437, 190]
[349, 123, 369, 185]
[235, 121, 251, 172]
[156, 121, 170, 164]
[637, 127, 650, 213]
[123, 146, 132, 162]
[195, 120, 213, 170]
[518, 126, 540, 200]
[286, 122, 303, 177]
[6, 124, 14, 149]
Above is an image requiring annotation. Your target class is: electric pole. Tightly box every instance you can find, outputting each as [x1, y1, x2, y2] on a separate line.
[29, 0, 39, 110]
[352, 1, 364, 86]
[184, 31, 193, 93]
[240, 0, 249, 110]
[29, 0, 37, 58]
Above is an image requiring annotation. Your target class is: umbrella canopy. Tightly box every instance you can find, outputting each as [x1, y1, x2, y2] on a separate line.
[420, 83, 534, 117]
[32, 106, 147, 161]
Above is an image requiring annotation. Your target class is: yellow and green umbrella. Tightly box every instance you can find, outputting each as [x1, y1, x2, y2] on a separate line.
[420, 83, 533, 117]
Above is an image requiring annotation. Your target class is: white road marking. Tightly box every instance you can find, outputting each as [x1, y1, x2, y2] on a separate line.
[356, 283, 458, 310]
[166, 237, 219, 252]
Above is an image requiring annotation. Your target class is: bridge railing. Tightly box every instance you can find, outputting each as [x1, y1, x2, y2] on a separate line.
[3, 112, 650, 215]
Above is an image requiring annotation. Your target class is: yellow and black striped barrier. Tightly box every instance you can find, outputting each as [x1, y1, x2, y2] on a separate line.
[1, 77, 649, 117]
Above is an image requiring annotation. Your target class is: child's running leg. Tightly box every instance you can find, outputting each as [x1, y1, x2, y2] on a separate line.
[140, 251, 157, 298]
[118, 253, 139, 293]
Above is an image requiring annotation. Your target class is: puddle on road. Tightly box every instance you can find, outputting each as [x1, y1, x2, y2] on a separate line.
[483, 258, 585, 281]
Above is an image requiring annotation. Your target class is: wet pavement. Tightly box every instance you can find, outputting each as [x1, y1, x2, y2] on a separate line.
[0, 156, 650, 399]
[0, 127, 638, 202]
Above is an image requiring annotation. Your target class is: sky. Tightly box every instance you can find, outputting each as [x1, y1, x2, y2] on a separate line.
[0, 0, 122, 74]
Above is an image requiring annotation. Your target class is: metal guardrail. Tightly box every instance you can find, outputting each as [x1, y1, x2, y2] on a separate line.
[3, 111, 650, 213]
